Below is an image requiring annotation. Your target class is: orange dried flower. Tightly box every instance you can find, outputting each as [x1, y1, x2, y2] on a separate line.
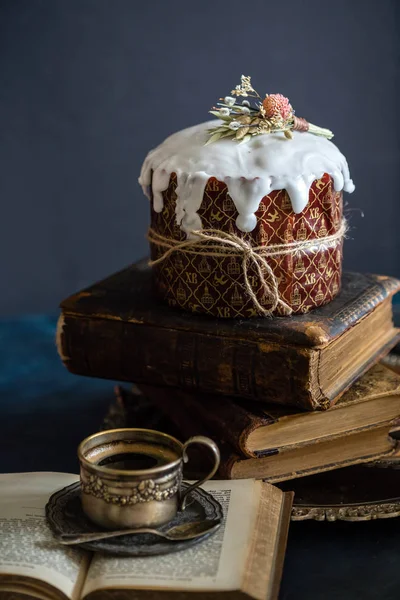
[263, 94, 293, 120]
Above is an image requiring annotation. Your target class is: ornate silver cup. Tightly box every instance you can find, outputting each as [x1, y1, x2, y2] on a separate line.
[78, 428, 220, 529]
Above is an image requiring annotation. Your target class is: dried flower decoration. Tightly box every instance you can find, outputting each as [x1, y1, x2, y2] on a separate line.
[207, 75, 333, 144]
[263, 94, 293, 120]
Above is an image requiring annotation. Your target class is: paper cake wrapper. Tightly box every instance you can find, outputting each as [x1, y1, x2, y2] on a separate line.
[149, 172, 343, 317]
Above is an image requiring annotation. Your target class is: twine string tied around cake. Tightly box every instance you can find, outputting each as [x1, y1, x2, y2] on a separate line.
[147, 220, 347, 317]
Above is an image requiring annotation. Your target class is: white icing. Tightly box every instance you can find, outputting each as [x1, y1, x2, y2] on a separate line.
[139, 120, 355, 234]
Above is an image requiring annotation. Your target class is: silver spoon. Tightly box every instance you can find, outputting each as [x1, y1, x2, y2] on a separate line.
[57, 519, 221, 545]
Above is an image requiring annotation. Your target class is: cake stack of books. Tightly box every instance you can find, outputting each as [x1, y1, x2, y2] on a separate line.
[58, 76, 400, 485]
[58, 261, 400, 483]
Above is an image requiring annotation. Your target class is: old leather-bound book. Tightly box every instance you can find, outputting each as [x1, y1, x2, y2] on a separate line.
[142, 364, 400, 458]
[139, 382, 399, 483]
[57, 260, 400, 410]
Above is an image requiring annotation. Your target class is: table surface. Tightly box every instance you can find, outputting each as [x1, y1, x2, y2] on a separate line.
[2, 314, 400, 600]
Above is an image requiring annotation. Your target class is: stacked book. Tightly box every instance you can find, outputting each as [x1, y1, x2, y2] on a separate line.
[58, 260, 400, 484]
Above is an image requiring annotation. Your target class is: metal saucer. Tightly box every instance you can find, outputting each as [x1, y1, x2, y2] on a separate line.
[46, 482, 223, 556]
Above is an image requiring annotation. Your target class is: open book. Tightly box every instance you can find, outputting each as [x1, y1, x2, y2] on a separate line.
[0, 473, 293, 600]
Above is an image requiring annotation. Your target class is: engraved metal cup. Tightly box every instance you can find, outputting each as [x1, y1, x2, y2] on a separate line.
[78, 428, 220, 530]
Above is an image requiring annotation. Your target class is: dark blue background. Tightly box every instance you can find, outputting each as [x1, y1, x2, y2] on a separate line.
[1, 0, 399, 315]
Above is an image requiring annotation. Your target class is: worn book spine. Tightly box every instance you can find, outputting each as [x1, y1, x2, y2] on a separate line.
[58, 269, 400, 411]
[58, 315, 317, 410]
[58, 312, 400, 411]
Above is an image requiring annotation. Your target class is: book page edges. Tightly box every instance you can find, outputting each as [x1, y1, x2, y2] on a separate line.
[241, 485, 293, 600]
[317, 294, 399, 402]
[0, 578, 66, 600]
[326, 327, 400, 402]
[231, 427, 397, 481]
[263, 445, 398, 484]
[248, 394, 400, 455]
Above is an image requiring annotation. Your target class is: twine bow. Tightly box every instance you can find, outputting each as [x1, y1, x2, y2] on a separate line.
[147, 221, 347, 317]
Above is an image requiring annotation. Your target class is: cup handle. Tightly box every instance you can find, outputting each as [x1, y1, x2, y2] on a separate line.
[179, 436, 220, 511]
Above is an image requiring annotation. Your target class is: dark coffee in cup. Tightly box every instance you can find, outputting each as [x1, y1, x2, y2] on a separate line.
[78, 428, 220, 529]
[91, 440, 179, 471]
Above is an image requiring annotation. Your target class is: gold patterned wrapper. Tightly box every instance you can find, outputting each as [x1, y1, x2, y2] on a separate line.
[149, 172, 343, 317]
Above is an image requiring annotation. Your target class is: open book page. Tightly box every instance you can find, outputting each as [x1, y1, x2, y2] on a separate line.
[0, 473, 90, 600]
[82, 479, 261, 596]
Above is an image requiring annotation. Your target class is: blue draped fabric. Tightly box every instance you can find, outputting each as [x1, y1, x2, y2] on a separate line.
[0, 315, 114, 473]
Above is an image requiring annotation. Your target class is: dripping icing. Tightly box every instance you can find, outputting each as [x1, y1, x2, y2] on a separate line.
[139, 120, 355, 234]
